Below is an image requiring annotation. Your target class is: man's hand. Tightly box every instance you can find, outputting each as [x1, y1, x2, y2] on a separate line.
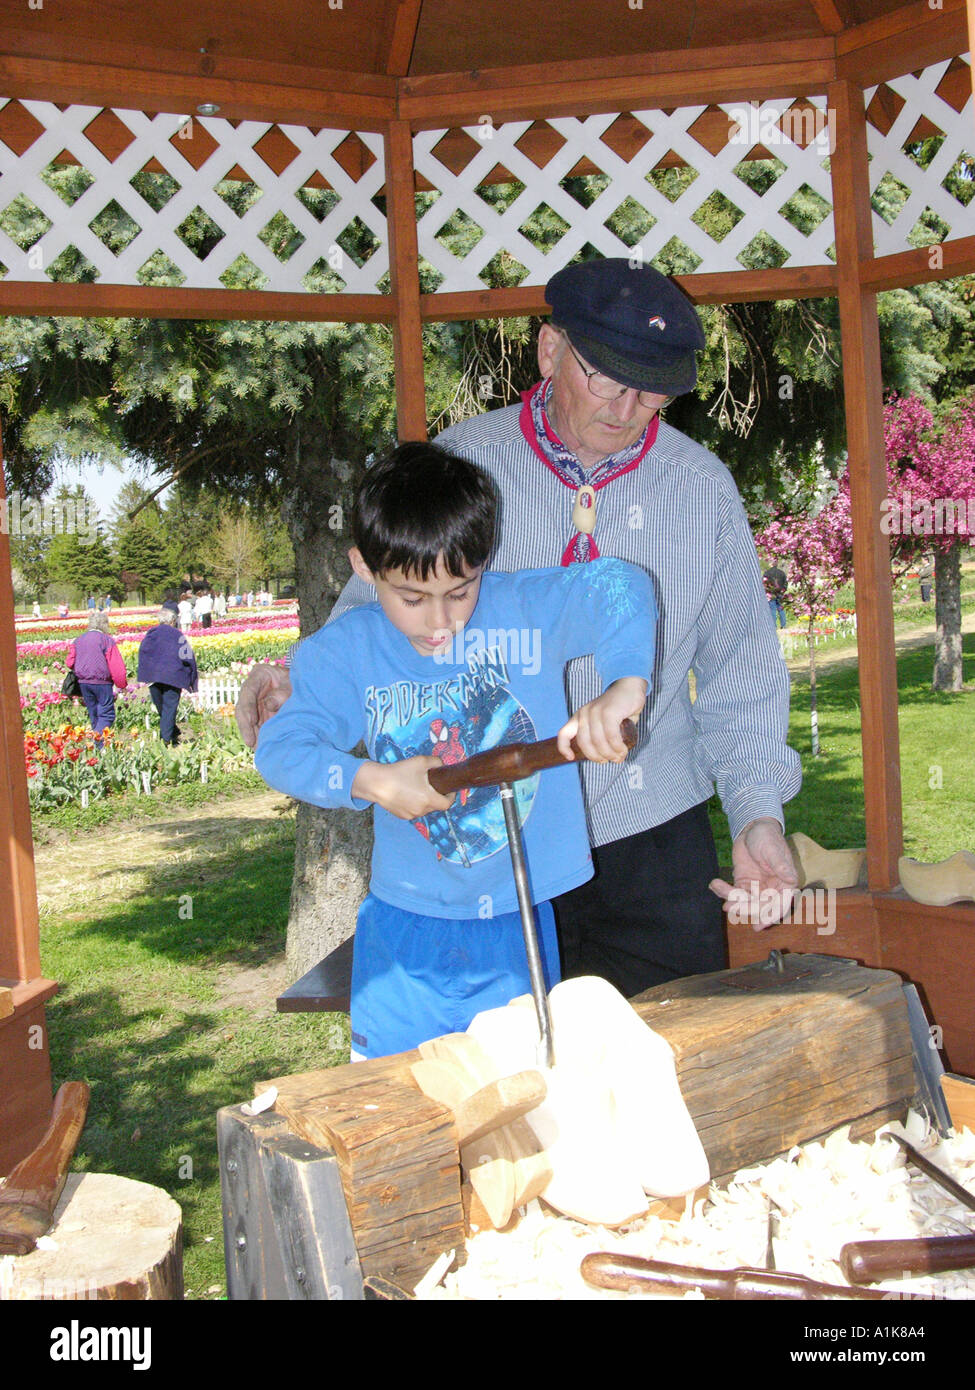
[556, 677, 648, 763]
[709, 818, 798, 930]
[235, 664, 293, 749]
[351, 756, 456, 821]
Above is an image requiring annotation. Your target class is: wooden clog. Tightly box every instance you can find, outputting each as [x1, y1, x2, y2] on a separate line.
[787, 832, 867, 889]
[898, 851, 975, 907]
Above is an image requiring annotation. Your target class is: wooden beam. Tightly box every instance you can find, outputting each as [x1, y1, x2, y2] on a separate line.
[861, 235, 975, 292]
[807, 0, 849, 38]
[385, 122, 428, 439]
[0, 284, 394, 323]
[0, 437, 43, 983]
[969, 0, 975, 112]
[398, 39, 837, 130]
[836, 0, 968, 88]
[0, 52, 395, 130]
[419, 265, 840, 323]
[828, 78, 903, 893]
[382, 0, 426, 78]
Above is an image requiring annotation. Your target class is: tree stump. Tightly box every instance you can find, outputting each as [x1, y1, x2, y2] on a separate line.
[0, 1173, 183, 1300]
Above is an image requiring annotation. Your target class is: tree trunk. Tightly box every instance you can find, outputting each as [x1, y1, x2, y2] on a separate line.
[932, 544, 963, 692]
[279, 435, 371, 982]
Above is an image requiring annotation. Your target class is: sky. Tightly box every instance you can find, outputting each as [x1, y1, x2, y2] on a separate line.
[59, 460, 171, 531]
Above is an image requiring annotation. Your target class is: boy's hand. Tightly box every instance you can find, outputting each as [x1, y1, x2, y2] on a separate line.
[557, 677, 648, 763]
[352, 756, 457, 821]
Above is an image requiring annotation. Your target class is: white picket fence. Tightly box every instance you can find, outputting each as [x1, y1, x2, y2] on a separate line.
[188, 676, 241, 710]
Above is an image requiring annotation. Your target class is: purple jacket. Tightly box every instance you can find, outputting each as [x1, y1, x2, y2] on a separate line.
[69, 631, 128, 687]
[137, 623, 199, 692]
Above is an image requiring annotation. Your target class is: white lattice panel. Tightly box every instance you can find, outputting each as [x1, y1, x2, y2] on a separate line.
[0, 101, 389, 293]
[414, 100, 839, 292]
[865, 55, 973, 257]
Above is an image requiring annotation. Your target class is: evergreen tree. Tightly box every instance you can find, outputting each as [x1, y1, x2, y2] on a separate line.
[115, 521, 171, 603]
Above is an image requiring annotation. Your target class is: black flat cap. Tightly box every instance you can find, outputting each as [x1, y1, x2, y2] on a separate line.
[545, 259, 705, 394]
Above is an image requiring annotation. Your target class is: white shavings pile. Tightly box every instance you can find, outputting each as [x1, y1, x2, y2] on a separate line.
[416, 1115, 975, 1301]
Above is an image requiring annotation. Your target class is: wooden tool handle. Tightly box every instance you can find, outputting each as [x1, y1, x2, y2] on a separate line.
[0, 1081, 90, 1255]
[580, 1253, 901, 1301]
[840, 1233, 975, 1284]
[428, 719, 638, 794]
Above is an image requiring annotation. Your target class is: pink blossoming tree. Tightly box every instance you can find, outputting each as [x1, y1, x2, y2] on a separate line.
[756, 485, 854, 755]
[881, 392, 975, 691]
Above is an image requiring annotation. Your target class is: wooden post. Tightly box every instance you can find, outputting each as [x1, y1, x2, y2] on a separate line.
[969, 0, 975, 115]
[0, 425, 57, 1175]
[827, 79, 903, 891]
[385, 120, 428, 441]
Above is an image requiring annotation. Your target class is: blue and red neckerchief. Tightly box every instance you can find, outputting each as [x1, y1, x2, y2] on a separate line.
[518, 378, 659, 564]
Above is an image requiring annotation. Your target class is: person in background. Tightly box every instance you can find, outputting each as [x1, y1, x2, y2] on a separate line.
[136, 608, 199, 746]
[86, 594, 96, 612]
[214, 590, 227, 619]
[161, 589, 180, 615]
[195, 588, 214, 629]
[66, 611, 128, 736]
[31, 600, 41, 620]
[104, 594, 112, 612]
[177, 590, 194, 633]
[763, 561, 789, 629]
[918, 554, 934, 604]
[57, 602, 69, 619]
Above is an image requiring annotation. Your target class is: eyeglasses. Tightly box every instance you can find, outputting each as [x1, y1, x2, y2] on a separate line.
[562, 335, 673, 410]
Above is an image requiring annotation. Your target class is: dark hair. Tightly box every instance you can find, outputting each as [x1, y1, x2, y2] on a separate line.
[353, 442, 497, 581]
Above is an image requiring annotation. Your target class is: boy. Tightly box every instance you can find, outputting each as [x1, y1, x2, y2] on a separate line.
[255, 443, 656, 1059]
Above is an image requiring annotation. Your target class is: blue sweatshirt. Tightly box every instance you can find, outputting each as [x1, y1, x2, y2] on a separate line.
[255, 559, 656, 919]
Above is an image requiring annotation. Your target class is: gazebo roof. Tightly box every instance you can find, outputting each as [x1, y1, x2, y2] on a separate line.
[0, 0, 969, 128]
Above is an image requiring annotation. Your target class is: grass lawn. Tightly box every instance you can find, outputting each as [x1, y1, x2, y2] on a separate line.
[712, 633, 975, 867]
[35, 633, 974, 1298]
[38, 797, 349, 1300]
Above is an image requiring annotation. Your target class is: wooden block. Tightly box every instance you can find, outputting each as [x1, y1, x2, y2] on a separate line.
[417, 1032, 498, 1086]
[260, 1053, 465, 1291]
[0, 987, 13, 1020]
[410, 1058, 471, 1113]
[217, 1104, 364, 1301]
[942, 1074, 975, 1134]
[218, 1104, 295, 1300]
[461, 1127, 517, 1229]
[454, 1072, 547, 1148]
[0, 1172, 182, 1300]
[632, 952, 915, 1180]
[261, 1134, 364, 1300]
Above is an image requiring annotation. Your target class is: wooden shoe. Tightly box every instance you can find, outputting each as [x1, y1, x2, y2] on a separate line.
[898, 851, 975, 907]
[787, 832, 867, 889]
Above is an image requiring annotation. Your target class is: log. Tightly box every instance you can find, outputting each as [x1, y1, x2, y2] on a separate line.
[631, 951, 915, 1179]
[256, 953, 916, 1286]
[260, 1050, 466, 1292]
[0, 1172, 182, 1299]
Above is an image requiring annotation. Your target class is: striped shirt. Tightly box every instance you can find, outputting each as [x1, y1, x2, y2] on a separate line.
[329, 403, 801, 848]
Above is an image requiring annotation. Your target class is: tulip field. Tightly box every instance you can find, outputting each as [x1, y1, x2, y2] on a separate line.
[17, 605, 297, 815]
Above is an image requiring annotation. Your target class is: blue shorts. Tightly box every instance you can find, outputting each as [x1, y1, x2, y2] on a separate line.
[349, 893, 561, 1060]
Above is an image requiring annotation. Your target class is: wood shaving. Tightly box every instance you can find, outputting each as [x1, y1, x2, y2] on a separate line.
[417, 1114, 975, 1300]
